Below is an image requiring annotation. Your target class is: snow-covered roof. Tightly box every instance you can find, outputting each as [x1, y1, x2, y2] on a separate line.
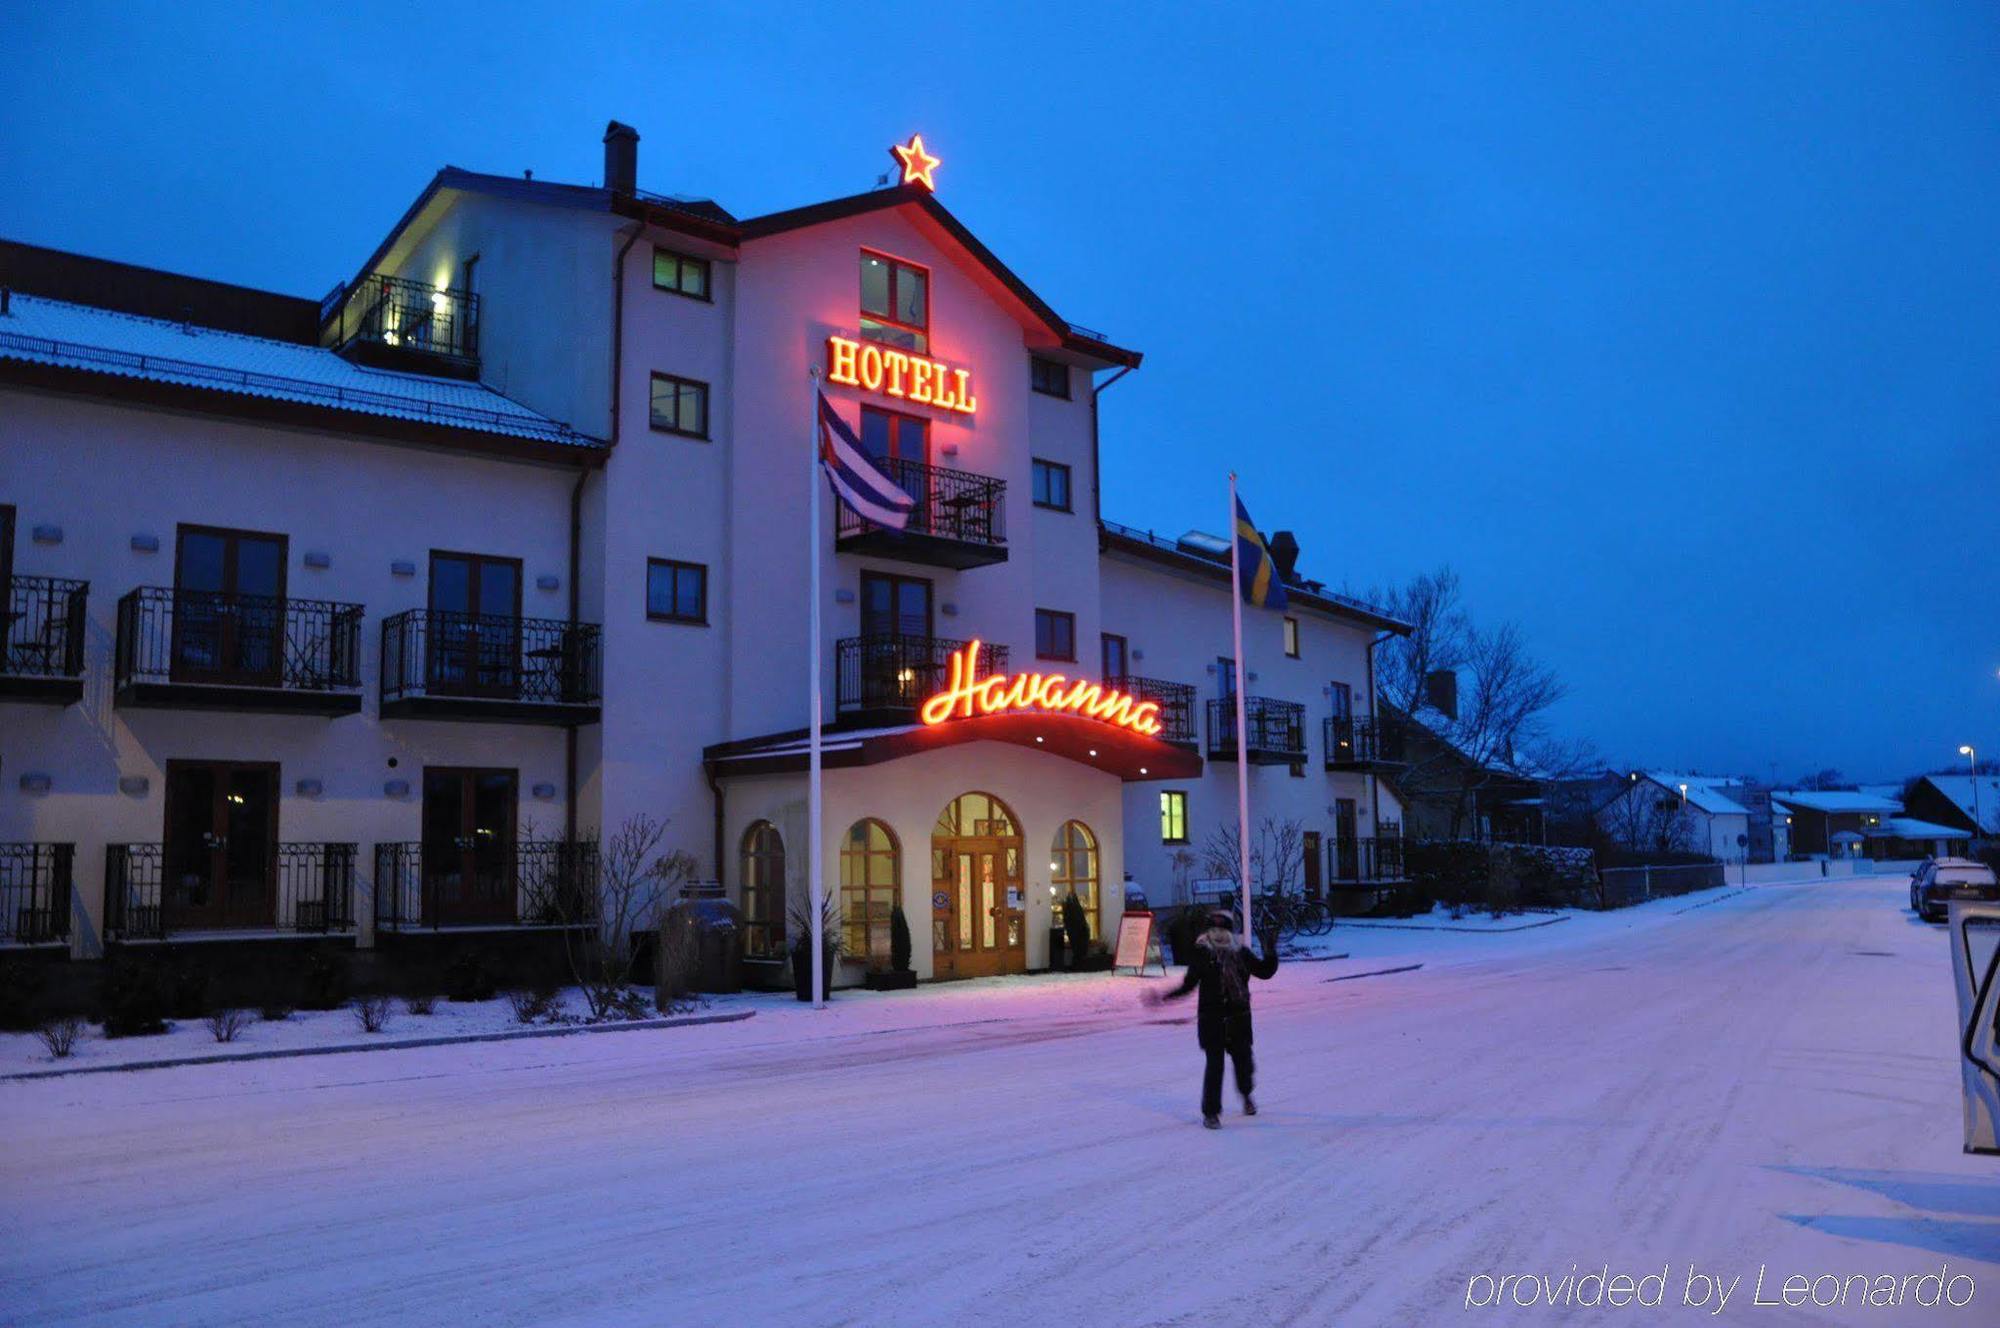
[1919, 775, 2000, 834]
[1863, 817, 1970, 840]
[1642, 773, 1750, 817]
[1769, 789, 1903, 814]
[0, 293, 591, 447]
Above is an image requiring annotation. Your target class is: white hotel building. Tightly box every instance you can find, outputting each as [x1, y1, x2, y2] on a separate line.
[0, 125, 1408, 989]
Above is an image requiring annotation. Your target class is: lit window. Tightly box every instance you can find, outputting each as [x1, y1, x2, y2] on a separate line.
[649, 373, 709, 438]
[1035, 608, 1076, 662]
[652, 248, 711, 301]
[1160, 791, 1189, 844]
[645, 558, 707, 624]
[1051, 821, 1099, 938]
[1030, 355, 1070, 399]
[859, 250, 928, 353]
[1031, 459, 1072, 512]
[740, 822, 786, 958]
[840, 819, 900, 964]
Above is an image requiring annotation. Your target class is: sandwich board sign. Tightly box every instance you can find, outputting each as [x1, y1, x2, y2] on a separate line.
[1949, 901, 2000, 1156]
[1113, 911, 1164, 976]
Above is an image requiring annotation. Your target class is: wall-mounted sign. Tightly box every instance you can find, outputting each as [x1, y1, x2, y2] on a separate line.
[826, 335, 977, 415]
[919, 640, 1165, 738]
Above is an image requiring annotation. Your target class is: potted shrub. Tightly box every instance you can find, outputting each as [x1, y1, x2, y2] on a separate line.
[787, 895, 840, 1002]
[864, 904, 918, 991]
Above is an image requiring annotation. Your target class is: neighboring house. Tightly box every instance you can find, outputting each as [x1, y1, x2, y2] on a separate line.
[1902, 775, 2000, 843]
[1384, 703, 1546, 844]
[1596, 773, 1750, 862]
[1, 122, 1412, 987]
[1768, 790, 1906, 858]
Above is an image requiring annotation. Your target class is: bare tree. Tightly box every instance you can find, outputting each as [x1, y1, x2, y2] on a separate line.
[563, 813, 698, 1021]
[1169, 849, 1197, 906]
[1261, 817, 1306, 893]
[1201, 821, 1265, 893]
[1599, 782, 1698, 854]
[1371, 566, 1471, 717]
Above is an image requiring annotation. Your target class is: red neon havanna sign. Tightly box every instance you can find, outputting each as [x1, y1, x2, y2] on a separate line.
[826, 335, 977, 415]
[919, 640, 1164, 738]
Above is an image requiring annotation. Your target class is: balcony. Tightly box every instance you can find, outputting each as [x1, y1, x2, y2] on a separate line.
[325, 273, 480, 379]
[115, 587, 363, 715]
[379, 609, 601, 725]
[834, 457, 1008, 570]
[1327, 836, 1409, 885]
[1, 576, 88, 704]
[1110, 675, 1197, 747]
[0, 843, 73, 945]
[1205, 697, 1307, 765]
[103, 842, 357, 941]
[374, 840, 600, 931]
[1323, 714, 1405, 772]
[836, 633, 1008, 723]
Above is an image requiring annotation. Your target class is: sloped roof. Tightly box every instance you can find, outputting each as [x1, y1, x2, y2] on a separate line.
[1642, 773, 1750, 817]
[1864, 817, 1970, 840]
[1919, 775, 2000, 834]
[1099, 519, 1409, 633]
[1769, 789, 1903, 815]
[0, 293, 591, 448]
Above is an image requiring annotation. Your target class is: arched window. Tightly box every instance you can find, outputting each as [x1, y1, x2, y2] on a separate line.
[1050, 820, 1099, 938]
[840, 818, 900, 963]
[740, 821, 786, 958]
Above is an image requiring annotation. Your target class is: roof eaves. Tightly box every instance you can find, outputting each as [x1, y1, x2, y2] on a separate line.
[1099, 522, 1410, 633]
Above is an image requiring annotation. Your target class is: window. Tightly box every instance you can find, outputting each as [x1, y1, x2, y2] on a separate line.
[1030, 355, 1070, 399]
[652, 247, 711, 300]
[1035, 608, 1076, 662]
[840, 818, 900, 964]
[1100, 632, 1128, 681]
[1031, 459, 1072, 512]
[860, 406, 929, 466]
[649, 372, 709, 438]
[1217, 656, 1236, 698]
[645, 558, 707, 624]
[859, 250, 928, 353]
[740, 822, 786, 958]
[1283, 616, 1300, 658]
[1160, 791, 1189, 844]
[1050, 821, 1099, 938]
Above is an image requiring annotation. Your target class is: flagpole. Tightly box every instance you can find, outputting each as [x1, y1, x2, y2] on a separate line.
[1228, 472, 1253, 940]
[808, 368, 826, 1010]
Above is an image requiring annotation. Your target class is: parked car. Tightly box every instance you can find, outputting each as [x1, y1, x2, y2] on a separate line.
[1910, 858, 2000, 923]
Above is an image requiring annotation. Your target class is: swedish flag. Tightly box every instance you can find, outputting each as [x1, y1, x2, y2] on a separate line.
[1234, 495, 1288, 610]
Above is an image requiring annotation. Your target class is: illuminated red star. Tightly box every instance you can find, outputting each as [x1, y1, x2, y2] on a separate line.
[890, 133, 941, 191]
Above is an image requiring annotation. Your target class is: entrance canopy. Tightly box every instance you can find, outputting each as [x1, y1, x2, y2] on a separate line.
[704, 712, 1202, 782]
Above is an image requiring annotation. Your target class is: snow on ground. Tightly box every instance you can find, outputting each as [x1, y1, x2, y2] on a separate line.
[2, 874, 1994, 1326]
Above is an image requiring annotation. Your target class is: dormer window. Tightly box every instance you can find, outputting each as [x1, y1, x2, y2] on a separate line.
[860, 250, 928, 353]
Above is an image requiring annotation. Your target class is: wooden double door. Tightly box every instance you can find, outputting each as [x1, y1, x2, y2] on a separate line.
[162, 760, 279, 930]
[422, 767, 519, 925]
[931, 835, 1026, 979]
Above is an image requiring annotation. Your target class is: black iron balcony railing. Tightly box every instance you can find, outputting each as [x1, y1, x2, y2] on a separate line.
[836, 633, 1008, 716]
[1205, 697, 1307, 760]
[334, 273, 479, 364]
[0, 843, 73, 944]
[103, 842, 357, 941]
[380, 609, 601, 709]
[2, 576, 88, 682]
[1328, 836, 1408, 884]
[834, 457, 1006, 550]
[115, 587, 363, 699]
[1110, 675, 1196, 745]
[1323, 714, 1404, 768]
[373, 840, 601, 931]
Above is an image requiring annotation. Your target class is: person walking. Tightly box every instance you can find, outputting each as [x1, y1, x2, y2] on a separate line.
[1146, 908, 1279, 1128]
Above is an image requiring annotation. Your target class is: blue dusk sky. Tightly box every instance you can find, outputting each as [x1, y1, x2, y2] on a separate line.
[3, 2, 1994, 782]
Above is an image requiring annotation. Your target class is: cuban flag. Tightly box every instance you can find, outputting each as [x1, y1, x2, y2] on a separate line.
[1234, 494, 1288, 611]
[818, 392, 915, 530]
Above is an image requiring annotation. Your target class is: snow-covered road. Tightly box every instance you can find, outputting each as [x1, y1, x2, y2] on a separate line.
[4, 876, 1995, 1326]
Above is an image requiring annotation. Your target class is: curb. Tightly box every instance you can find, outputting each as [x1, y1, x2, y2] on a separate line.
[1334, 915, 1572, 935]
[1324, 962, 1425, 983]
[2, 1008, 756, 1082]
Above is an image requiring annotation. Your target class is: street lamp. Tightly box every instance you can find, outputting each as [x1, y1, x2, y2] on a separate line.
[1962, 745, 1982, 838]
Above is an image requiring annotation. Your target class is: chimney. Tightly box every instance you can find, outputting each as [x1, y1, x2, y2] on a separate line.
[603, 121, 639, 195]
[1268, 529, 1300, 583]
[1425, 668, 1459, 721]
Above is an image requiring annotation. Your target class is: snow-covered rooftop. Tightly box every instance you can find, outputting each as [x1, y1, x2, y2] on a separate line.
[1920, 775, 2000, 834]
[1643, 773, 1750, 816]
[1769, 789, 1903, 814]
[0, 293, 591, 447]
[1863, 816, 1970, 840]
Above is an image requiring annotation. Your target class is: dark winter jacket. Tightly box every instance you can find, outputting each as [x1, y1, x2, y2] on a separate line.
[1160, 926, 1279, 1048]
